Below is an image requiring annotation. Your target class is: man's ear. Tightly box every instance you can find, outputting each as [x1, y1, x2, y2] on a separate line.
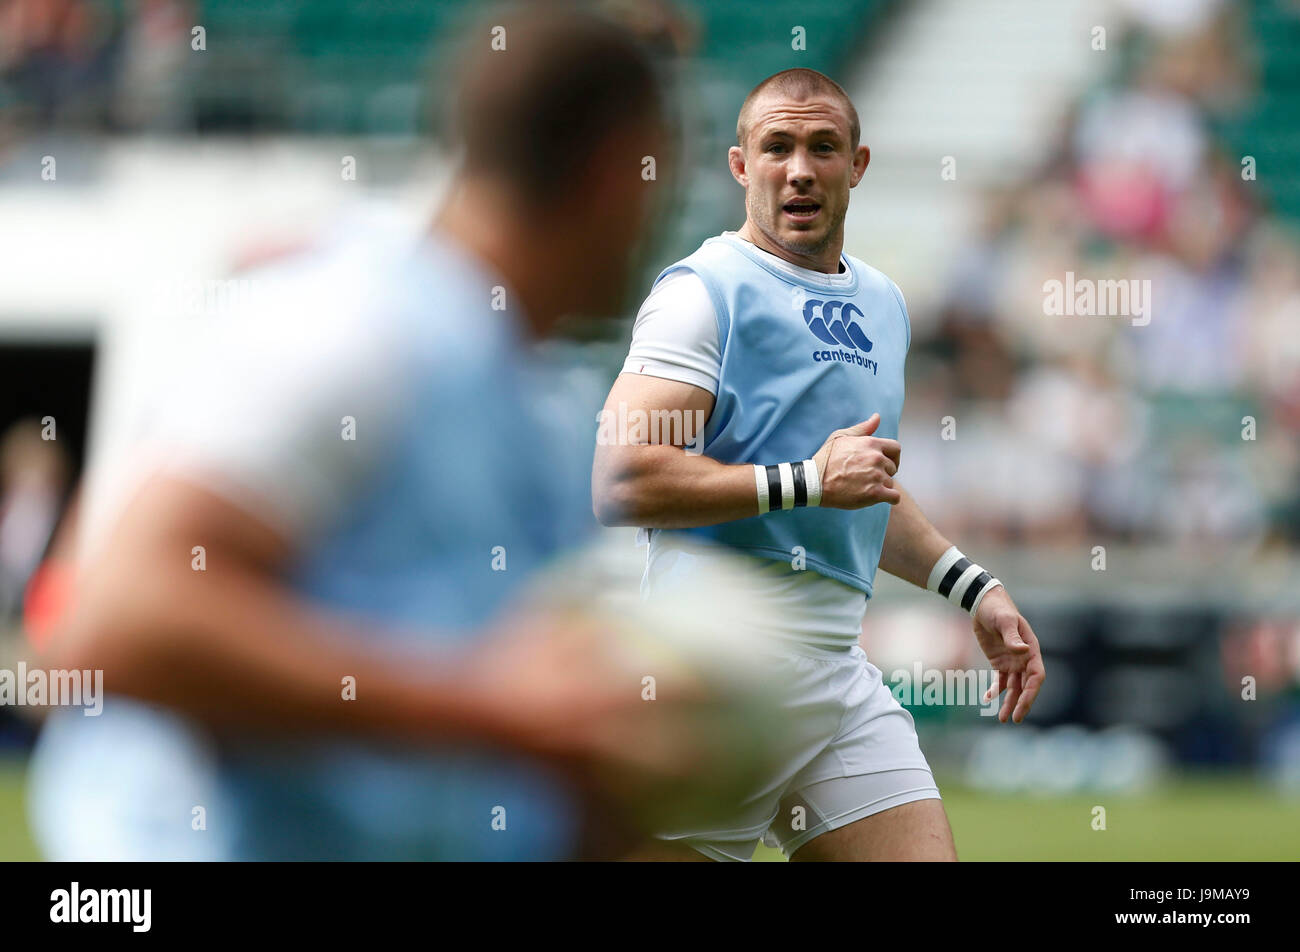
[849, 144, 870, 188]
[727, 145, 748, 188]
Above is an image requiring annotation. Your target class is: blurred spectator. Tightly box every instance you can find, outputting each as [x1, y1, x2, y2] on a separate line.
[0, 0, 113, 129]
[112, 0, 193, 131]
[0, 420, 69, 620]
[909, 5, 1295, 549]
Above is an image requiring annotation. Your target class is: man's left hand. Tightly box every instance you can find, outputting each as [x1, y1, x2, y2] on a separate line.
[972, 587, 1045, 723]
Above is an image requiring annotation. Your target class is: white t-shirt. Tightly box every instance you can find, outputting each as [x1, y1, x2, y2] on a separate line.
[623, 233, 869, 649]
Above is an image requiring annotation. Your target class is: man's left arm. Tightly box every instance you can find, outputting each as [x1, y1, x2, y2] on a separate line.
[878, 484, 1046, 723]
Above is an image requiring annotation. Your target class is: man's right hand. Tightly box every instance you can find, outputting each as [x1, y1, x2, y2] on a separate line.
[462, 581, 791, 836]
[812, 413, 902, 509]
[465, 607, 716, 783]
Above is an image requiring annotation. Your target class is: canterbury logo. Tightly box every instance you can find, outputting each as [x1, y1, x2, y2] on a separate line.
[802, 299, 872, 352]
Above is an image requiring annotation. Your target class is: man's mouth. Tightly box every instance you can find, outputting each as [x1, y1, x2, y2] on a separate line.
[783, 200, 821, 222]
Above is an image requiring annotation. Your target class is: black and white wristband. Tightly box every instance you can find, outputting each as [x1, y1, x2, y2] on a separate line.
[926, 546, 1003, 616]
[754, 459, 821, 513]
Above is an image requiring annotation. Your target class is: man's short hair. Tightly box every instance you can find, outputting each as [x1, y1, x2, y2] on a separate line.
[452, 5, 665, 205]
[736, 68, 860, 151]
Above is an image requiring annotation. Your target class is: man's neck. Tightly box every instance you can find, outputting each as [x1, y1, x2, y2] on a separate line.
[432, 181, 565, 338]
[736, 220, 844, 274]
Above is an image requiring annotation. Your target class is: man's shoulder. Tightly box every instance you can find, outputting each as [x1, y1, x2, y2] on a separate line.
[844, 255, 910, 348]
[844, 253, 903, 299]
[655, 233, 744, 278]
[182, 221, 514, 411]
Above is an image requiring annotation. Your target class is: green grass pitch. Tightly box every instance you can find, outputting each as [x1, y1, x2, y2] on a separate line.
[2, 758, 1294, 861]
[750, 774, 1300, 861]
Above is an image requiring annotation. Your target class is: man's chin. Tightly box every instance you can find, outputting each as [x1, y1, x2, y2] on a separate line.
[775, 228, 830, 257]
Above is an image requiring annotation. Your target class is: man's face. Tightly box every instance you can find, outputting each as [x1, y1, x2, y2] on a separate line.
[729, 92, 868, 264]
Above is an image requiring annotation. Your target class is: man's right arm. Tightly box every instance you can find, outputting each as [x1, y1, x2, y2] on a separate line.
[592, 372, 763, 528]
[46, 473, 541, 748]
[592, 370, 903, 527]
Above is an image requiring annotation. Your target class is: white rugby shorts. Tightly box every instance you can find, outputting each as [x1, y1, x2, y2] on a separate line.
[654, 641, 941, 861]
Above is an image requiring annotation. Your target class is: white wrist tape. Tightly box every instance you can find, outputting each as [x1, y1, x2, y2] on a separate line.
[754, 459, 821, 514]
[802, 458, 822, 508]
[926, 545, 1003, 616]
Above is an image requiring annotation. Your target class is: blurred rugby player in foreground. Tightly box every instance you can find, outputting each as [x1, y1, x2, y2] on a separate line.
[594, 68, 1047, 861]
[27, 6, 755, 860]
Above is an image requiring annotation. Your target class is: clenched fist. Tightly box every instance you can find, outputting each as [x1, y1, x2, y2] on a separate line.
[812, 413, 901, 510]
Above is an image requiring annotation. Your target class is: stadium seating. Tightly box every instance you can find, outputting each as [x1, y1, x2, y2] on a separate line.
[1217, 0, 1300, 223]
[182, 0, 891, 136]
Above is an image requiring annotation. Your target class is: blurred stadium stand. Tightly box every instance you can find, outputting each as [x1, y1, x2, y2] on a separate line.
[1220, 0, 1300, 222]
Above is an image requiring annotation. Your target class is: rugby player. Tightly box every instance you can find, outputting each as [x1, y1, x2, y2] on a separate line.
[593, 68, 1047, 861]
[27, 8, 697, 860]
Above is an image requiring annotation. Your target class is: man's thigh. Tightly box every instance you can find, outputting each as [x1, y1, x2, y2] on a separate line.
[634, 646, 852, 862]
[768, 651, 949, 861]
[791, 797, 957, 861]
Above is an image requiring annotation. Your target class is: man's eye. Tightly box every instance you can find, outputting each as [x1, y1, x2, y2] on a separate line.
[767, 144, 786, 154]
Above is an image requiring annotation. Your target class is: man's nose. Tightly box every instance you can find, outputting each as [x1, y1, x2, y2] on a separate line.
[787, 148, 815, 186]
